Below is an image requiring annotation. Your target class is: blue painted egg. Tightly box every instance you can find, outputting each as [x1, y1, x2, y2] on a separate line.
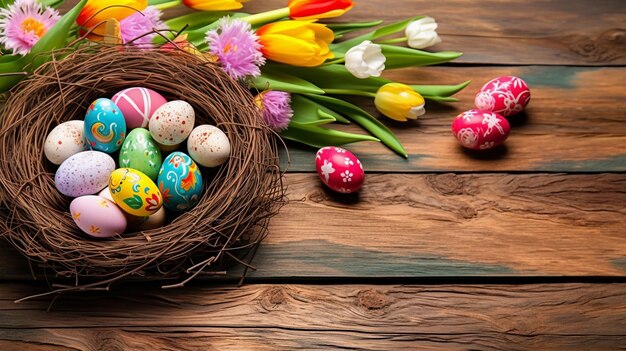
[84, 98, 126, 153]
[157, 152, 203, 212]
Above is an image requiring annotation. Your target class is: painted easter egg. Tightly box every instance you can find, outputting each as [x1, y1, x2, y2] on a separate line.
[158, 152, 203, 212]
[109, 168, 162, 216]
[474, 76, 531, 117]
[149, 100, 195, 146]
[70, 195, 127, 238]
[112, 87, 167, 129]
[315, 147, 364, 193]
[119, 128, 162, 181]
[98, 187, 153, 228]
[451, 109, 511, 150]
[44, 120, 88, 165]
[55, 151, 116, 197]
[187, 125, 231, 168]
[84, 98, 127, 153]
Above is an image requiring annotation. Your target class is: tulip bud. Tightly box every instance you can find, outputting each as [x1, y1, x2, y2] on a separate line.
[405, 17, 441, 49]
[344, 40, 386, 79]
[375, 83, 425, 122]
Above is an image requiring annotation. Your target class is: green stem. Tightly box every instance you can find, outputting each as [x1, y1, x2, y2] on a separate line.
[377, 36, 407, 44]
[323, 57, 346, 65]
[324, 89, 376, 98]
[242, 7, 290, 26]
[155, 0, 182, 11]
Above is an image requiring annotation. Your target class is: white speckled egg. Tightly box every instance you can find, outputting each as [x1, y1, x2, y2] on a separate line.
[70, 195, 127, 238]
[149, 100, 195, 146]
[44, 120, 88, 165]
[187, 125, 231, 168]
[55, 151, 115, 197]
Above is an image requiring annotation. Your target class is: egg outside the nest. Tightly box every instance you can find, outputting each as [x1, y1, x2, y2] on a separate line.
[474, 76, 531, 117]
[315, 147, 364, 194]
[451, 109, 511, 150]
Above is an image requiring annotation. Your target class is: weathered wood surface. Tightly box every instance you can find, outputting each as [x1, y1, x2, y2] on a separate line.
[2, 173, 625, 280]
[281, 66, 626, 172]
[1, 283, 626, 350]
[172, 0, 626, 66]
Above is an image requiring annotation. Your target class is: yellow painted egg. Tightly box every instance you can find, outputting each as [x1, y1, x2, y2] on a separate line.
[108, 168, 162, 216]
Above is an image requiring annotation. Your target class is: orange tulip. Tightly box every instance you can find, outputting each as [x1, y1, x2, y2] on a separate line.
[288, 0, 353, 20]
[257, 20, 334, 67]
[182, 0, 248, 11]
[76, 0, 147, 40]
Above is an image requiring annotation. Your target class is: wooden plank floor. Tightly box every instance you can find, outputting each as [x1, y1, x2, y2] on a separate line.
[1, 0, 626, 350]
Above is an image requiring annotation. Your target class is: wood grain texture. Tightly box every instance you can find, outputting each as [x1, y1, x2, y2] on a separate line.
[163, 0, 626, 66]
[1, 283, 626, 350]
[2, 173, 625, 280]
[281, 66, 626, 172]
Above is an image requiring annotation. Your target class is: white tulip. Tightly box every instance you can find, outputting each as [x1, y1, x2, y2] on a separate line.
[405, 17, 442, 49]
[344, 40, 386, 79]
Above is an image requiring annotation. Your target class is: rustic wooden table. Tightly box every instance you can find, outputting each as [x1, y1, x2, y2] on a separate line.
[1, 0, 626, 349]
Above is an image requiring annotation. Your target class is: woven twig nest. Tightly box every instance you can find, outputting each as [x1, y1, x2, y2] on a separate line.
[0, 46, 285, 293]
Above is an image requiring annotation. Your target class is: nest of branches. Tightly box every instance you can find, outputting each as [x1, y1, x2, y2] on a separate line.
[0, 46, 285, 295]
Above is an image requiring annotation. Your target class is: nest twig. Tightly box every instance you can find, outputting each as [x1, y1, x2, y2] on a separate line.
[0, 46, 285, 299]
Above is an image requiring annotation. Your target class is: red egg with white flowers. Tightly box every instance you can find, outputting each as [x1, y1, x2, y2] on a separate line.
[451, 109, 511, 150]
[315, 147, 364, 193]
[474, 76, 530, 117]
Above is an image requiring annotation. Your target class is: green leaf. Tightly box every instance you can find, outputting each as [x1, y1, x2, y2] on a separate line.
[412, 80, 471, 97]
[319, 109, 349, 124]
[281, 122, 379, 148]
[123, 195, 144, 210]
[381, 45, 463, 69]
[305, 94, 407, 158]
[291, 95, 337, 126]
[253, 71, 325, 95]
[0, 0, 87, 93]
[165, 11, 234, 31]
[327, 20, 384, 37]
[422, 96, 460, 102]
[331, 16, 423, 55]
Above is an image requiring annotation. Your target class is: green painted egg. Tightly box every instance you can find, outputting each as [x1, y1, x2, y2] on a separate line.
[119, 128, 162, 181]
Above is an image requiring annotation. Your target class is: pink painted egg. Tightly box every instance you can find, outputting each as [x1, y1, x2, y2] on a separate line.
[112, 87, 167, 129]
[474, 76, 531, 117]
[70, 195, 127, 238]
[451, 109, 511, 150]
[315, 147, 364, 193]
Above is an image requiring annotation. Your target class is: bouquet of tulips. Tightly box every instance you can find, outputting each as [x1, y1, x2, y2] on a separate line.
[0, 0, 469, 157]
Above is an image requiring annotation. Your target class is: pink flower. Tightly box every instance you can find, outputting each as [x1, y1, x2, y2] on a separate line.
[119, 6, 166, 46]
[206, 17, 265, 80]
[254, 90, 293, 131]
[0, 0, 60, 55]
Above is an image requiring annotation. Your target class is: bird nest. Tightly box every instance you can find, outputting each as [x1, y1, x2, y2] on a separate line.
[0, 46, 285, 296]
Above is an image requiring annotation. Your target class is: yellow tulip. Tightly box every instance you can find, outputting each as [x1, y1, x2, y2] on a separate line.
[182, 0, 248, 11]
[375, 83, 426, 121]
[257, 20, 334, 67]
[76, 0, 147, 40]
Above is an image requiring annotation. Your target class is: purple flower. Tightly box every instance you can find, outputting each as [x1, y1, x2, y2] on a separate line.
[0, 0, 60, 55]
[206, 17, 265, 80]
[255, 90, 293, 131]
[119, 6, 166, 46]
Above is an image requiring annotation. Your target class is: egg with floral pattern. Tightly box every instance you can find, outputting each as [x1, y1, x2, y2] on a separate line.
[112, 87, 167, 129]
[44, 120, 88, 165]
[315, 147, 364, 194]
[70, 195, 127, 238]
[84, 98, 127, 153]
[109, 168, 162, 217]
[149, 100, 195, 146]
[158, 152, 203, 212]
[474, 76, 531, 117]
[55, 151, 116, 197]
[451, 109, 511, 150]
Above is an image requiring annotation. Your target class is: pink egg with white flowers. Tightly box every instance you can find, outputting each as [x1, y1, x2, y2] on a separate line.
[451, 109, 511, 150]
[112, 87, 167, 129]
[474, 76, 530, 117]
[315, 147, 364, 193]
